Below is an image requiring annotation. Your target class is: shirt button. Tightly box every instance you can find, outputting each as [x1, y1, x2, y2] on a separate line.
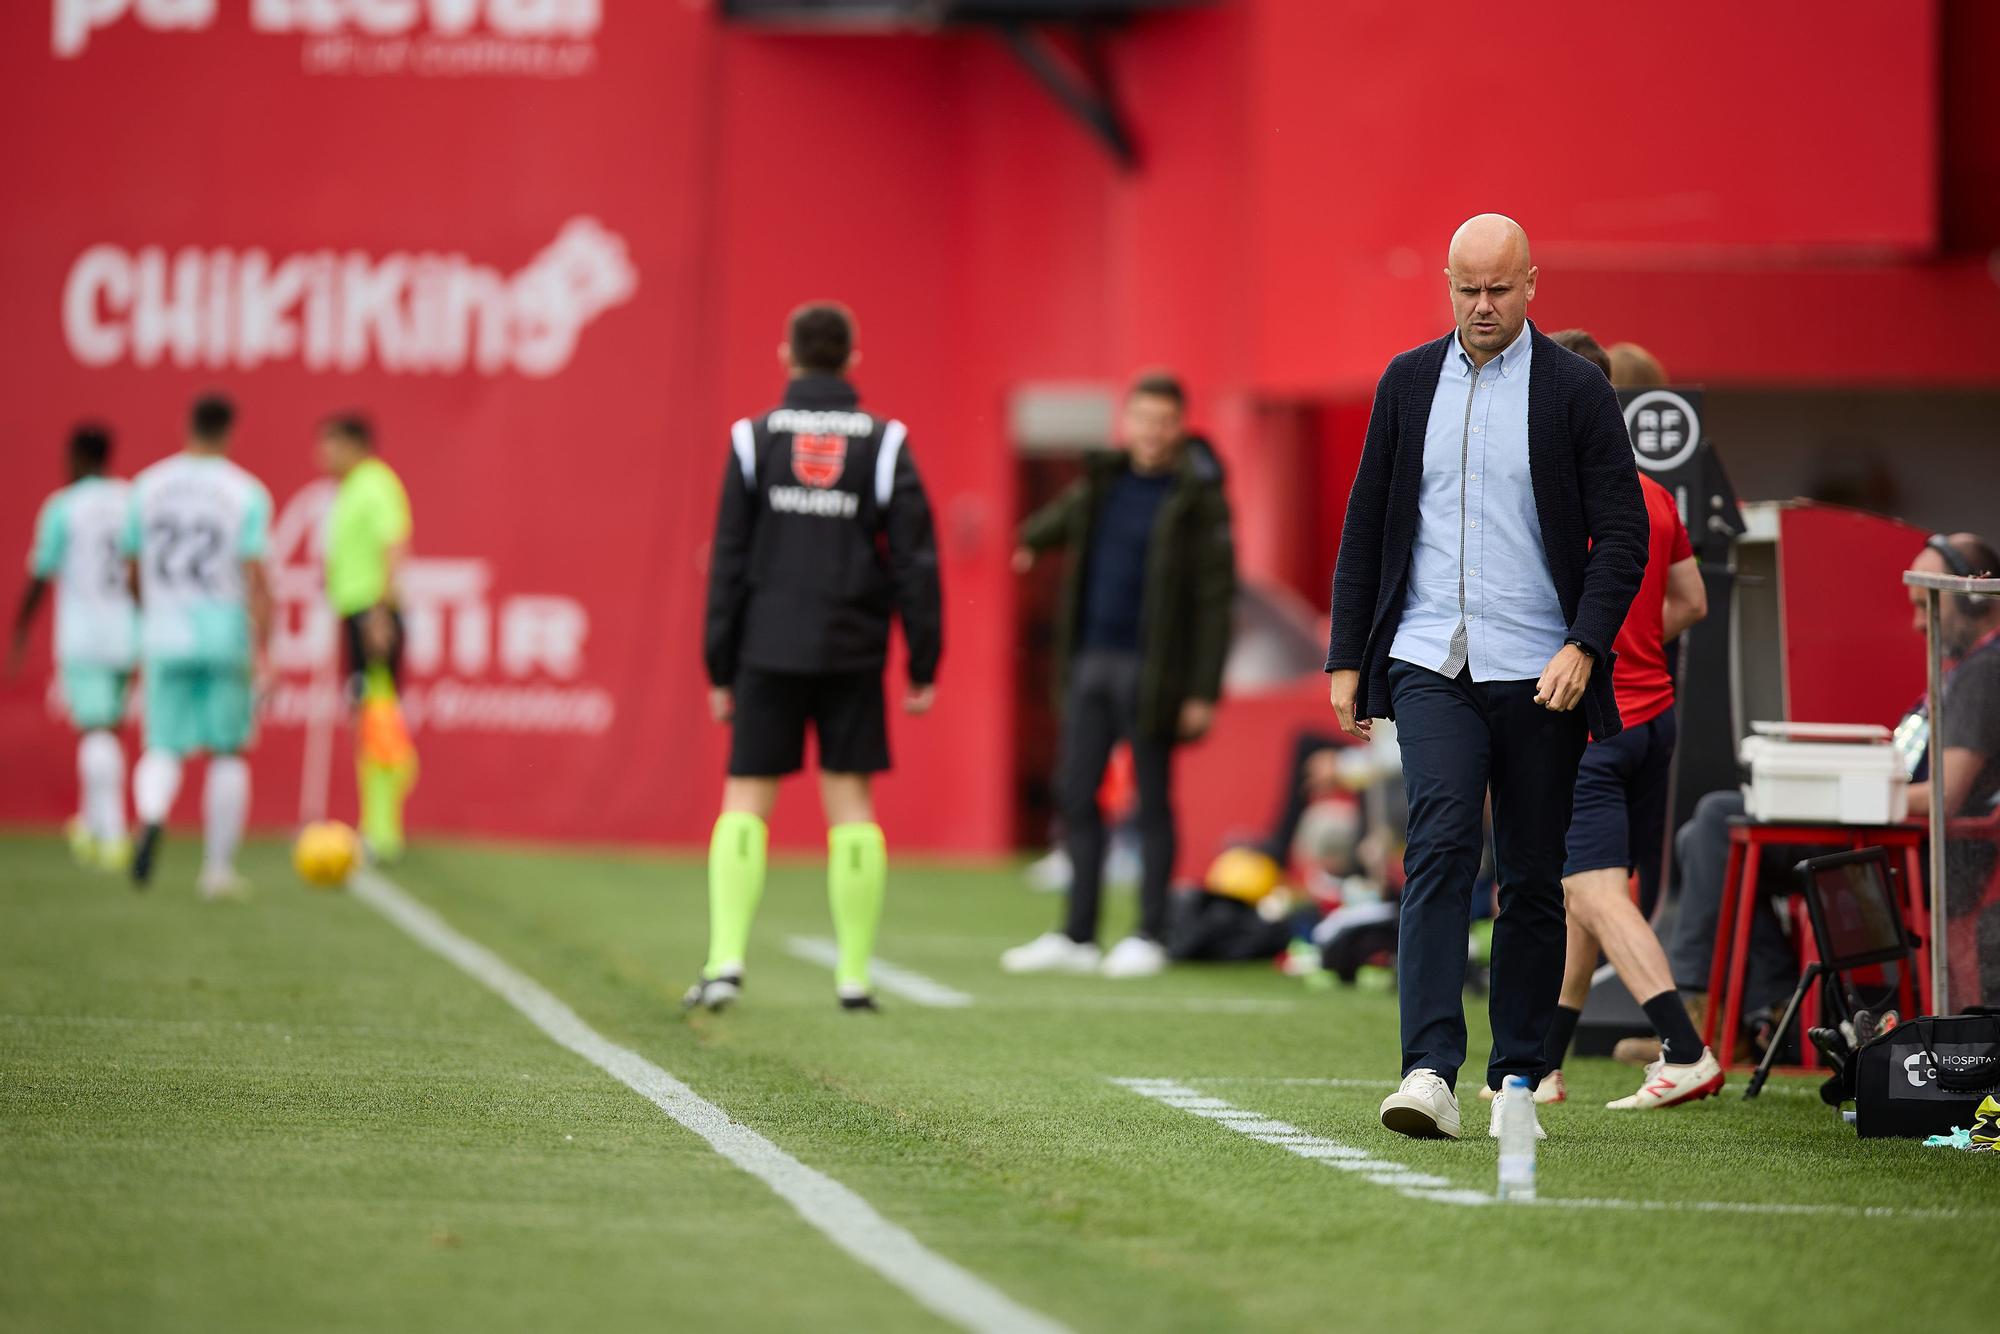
[1472, 425, 1483, 434]
[1469, 568, 1479, 577]
[1468, 472, 1478, 481]
[1469, 520, 1479, 528]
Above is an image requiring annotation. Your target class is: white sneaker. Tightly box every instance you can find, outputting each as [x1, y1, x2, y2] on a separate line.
[1607, 1048, 1725, 1109]
[1100, 936, 1169, 979]
[198, 868, 252, 902]
[1023, 848, 1073, 894]
[1000, 932, 1102, 974]
[1379, 1070, 1461, 1139]
[1476, 1070, 1566, 1105]
[1487, 1085, 1548, 1140]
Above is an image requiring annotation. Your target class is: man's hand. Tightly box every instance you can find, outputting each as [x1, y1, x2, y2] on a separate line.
[905, 684, 936, 716]
[1533, 644, 1593, 713]
[1178, 698, 1215, 742]
[1010, 547, 1035, 575]
[708, 687, 733, 724]
[1328, 669, 1371, 740]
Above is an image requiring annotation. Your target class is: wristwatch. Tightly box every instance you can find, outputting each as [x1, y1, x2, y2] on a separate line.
[1564, 638, 1597, 661]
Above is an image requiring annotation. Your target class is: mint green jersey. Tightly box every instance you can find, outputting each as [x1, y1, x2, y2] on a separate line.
[29, 476, 138, 670]
[125, 453, 272, 667]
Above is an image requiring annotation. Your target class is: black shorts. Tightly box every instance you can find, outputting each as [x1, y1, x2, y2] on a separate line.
[342, 608, 405, 699]
[729, 669, 889, 778]
[1565, 705, 1677, 910]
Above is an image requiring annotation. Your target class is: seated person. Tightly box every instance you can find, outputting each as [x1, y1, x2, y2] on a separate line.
[1667, 533, 2000, 1026]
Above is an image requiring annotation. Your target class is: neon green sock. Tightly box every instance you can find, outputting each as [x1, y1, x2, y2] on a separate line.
[358, 760, 408, 858]
[828, 822, 887, 991]
[705, 812, 768, 978]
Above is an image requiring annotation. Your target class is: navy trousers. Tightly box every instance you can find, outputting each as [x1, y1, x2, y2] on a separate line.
[1389, 659, 1587, 1091]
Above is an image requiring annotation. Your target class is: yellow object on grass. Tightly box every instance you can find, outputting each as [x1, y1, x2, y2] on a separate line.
[294, 821, 360, 888]
[1205, 847, 1282, 903]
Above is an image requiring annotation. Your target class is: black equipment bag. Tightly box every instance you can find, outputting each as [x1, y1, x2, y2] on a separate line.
[1166, 891, 1292, 963]
[1852, 1009, 2000, 1138]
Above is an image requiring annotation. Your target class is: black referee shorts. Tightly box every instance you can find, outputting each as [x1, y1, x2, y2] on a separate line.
[342, 608, 405, 701]
[729, 668, 890, 778]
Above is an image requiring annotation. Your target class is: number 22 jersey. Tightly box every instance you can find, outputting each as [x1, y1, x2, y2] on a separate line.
[125, 453, 272, 667]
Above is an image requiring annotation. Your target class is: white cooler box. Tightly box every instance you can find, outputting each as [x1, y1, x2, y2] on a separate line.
[1740, 722, 1909, 825]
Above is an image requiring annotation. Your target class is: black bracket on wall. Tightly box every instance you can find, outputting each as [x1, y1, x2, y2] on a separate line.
[991, 20, 1139, 170]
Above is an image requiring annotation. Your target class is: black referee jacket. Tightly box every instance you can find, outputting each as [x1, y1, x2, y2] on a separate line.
[704, 374, 942, 687]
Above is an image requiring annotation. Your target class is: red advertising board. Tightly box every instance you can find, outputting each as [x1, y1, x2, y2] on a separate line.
[0, 1, 721, 844]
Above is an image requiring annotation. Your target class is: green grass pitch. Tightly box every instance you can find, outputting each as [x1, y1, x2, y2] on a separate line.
[3, 829, 1995, 1333]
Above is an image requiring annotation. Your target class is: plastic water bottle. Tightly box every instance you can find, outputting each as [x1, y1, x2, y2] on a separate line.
[1496, 1074, 1537, 1202]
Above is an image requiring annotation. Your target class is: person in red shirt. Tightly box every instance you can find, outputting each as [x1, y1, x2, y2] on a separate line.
[1526, 331, 1719, 1110]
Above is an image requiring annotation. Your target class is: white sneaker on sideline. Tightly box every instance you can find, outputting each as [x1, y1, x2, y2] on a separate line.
[1100, 936, 1169, 979]
[1000, 933, 1102, 974]
[1379, 1070, 1461, 1139]
[1606, 1048, 1725, 1109]
[1487, 1085, 1548, 1140]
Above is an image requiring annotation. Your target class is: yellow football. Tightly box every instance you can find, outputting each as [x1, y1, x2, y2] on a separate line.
[293, 821, 359, 889]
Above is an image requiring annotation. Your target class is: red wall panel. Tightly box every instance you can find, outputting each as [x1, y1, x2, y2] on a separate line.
[1, 0, 1993, 857]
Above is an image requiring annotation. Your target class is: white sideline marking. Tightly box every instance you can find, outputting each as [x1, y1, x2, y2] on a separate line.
[1111, 1078, 1980, 1220]
[784, 936, 975, 1007]
[347, 871, 1069, 1334]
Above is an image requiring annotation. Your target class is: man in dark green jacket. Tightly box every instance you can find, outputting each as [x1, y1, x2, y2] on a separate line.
[1002, 372, 1235, 978]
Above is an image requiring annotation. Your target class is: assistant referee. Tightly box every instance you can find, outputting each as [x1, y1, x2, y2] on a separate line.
[320, 413, 416, 862]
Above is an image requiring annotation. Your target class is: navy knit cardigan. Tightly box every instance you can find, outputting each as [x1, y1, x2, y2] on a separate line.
[1324, 325, 1649, 739]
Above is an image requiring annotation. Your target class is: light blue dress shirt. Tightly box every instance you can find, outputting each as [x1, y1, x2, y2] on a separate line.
[1390, 321, 1568, 681]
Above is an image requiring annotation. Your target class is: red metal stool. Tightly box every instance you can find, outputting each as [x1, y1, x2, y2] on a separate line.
[1702, 817, 1929, 1070]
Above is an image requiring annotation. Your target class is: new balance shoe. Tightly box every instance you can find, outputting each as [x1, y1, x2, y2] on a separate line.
[1606, 1049, 1725, 1109]
[1380, 1069, 1461, 1140]
[1476, 1070, 1565, 1105]
[1100, 935, 1169, 979]
[1487, 1085, 1548, 1140]
[1000, 933, 1102, 974]
[682, 971, 742, 1012]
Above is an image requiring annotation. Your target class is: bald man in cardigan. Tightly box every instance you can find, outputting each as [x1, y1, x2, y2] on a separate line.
[1326, 215, 1648, 1141]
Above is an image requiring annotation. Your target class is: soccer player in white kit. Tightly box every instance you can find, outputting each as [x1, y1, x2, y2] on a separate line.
[10, 424, 140, 870]
[125, 395, 274, 897]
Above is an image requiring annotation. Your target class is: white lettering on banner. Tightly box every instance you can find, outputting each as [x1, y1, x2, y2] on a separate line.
[61, 217, 635, 378]
[251, 0, 598, 37]
[54, 0, 600, 57]
[52, 0, 215, 59]
[265, 483, 611, 736]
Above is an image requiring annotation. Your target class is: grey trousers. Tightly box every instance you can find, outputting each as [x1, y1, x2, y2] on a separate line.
[1058, 651, 1176, 944]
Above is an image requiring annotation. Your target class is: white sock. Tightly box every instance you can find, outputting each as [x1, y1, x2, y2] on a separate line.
[203, 756, 249, 875]
[79, 731, 127, 843]
[133, 750, 183, 826]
